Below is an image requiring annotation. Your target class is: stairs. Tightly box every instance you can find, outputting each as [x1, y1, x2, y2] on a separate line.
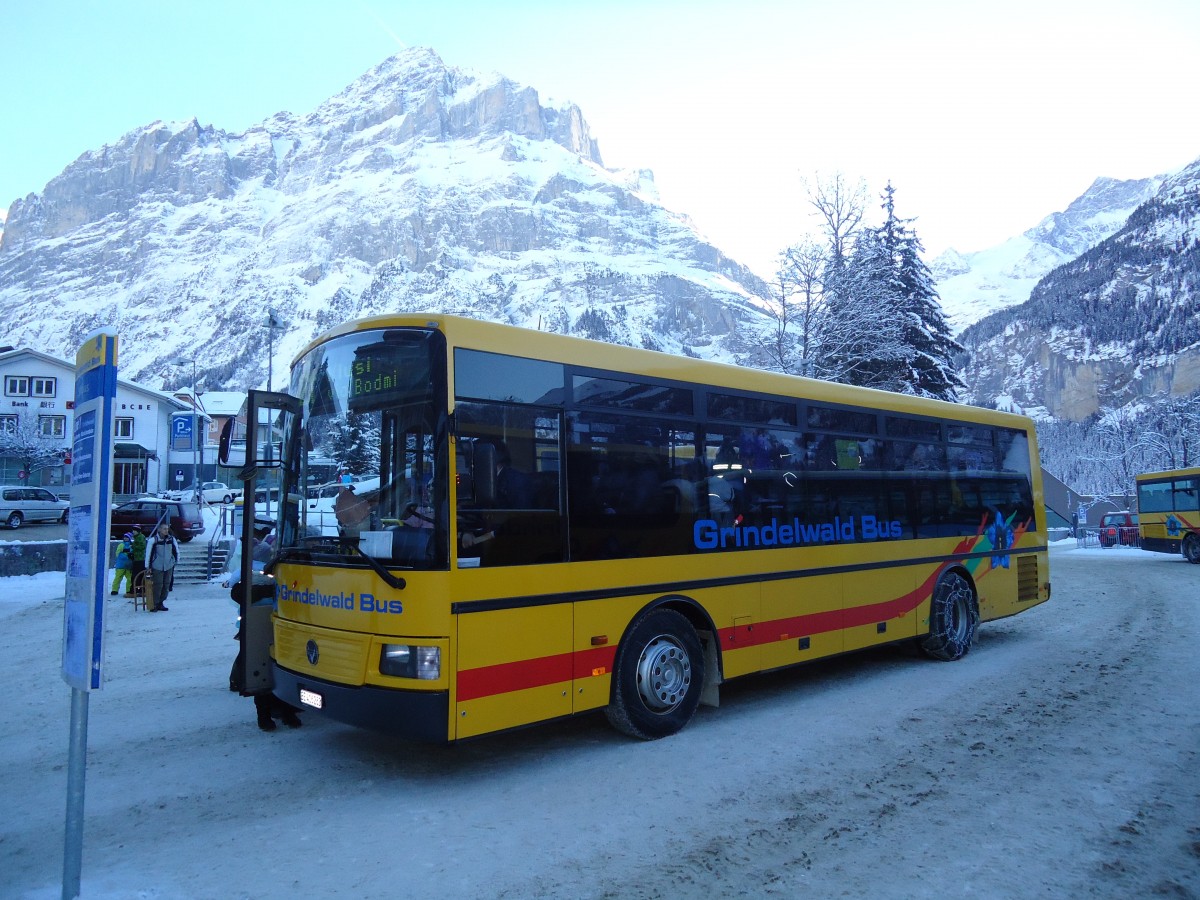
[175, 538, 231, 584]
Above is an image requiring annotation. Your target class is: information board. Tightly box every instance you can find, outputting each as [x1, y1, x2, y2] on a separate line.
[61, 331, 118, 691]
[171, 412, 194, 451]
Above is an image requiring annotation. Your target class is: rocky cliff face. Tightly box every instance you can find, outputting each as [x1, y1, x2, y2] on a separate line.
[959, 323, 1200, 421]
[0, 49, 769, 390]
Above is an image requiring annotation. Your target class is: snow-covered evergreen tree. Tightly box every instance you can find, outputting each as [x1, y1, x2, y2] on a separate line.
[875, 183, 964, 401]
[825, 229, 910, 390]
[753, 236, 905, 387]
[331, 412, 378, 476]
[750, 176, 962, 400]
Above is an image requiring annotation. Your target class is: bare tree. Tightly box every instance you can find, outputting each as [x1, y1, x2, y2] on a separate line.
[804, 172, 868, 271]
[1143, 395, 1200, 470]
[763, 241, 825, 375]
[1092, 405, 1157, 496]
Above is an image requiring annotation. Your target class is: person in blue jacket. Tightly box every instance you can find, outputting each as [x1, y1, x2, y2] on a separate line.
[110, 533, 134, 596]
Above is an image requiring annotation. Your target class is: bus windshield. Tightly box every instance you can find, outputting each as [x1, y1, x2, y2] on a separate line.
[280, 327, 449, 570]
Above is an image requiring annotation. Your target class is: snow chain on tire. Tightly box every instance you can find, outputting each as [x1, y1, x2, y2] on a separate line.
[920, 570, 978, 661]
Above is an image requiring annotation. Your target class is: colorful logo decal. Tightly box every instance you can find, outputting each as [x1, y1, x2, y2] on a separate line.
[986, 510, 1015, 569]
[1166, 514, 1181, 537]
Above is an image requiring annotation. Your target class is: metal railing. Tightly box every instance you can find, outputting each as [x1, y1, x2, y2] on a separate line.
[1076, 526, 1141, 549]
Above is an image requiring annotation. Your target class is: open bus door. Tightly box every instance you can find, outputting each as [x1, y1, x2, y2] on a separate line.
[219, 390, 300, 698]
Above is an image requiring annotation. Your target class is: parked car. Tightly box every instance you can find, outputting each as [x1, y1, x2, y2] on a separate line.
[0, 486, 69, 528]
[1099, 511, 1139, 547]
[253, 487, 281, 503]
[165, 481, 241, 504]
[110, 498, 204, 542]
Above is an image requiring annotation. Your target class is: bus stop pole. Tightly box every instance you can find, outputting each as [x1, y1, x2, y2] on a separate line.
[62, 687, 89, 899]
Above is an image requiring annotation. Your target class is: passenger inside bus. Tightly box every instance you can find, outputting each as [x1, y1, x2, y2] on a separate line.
[461, 442, 532, 550]
[334, 483, 375, 537]
[493, 443, 534, 509]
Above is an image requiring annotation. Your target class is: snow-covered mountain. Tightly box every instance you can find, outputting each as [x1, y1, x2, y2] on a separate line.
[2, 43, 1194, 499]
[932, 175, 1166, 335]
[0, 49, 770, 390]
[957, 156, 1200, 422]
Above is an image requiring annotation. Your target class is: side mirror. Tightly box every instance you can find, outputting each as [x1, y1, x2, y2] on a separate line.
[218, 418, 245, 467]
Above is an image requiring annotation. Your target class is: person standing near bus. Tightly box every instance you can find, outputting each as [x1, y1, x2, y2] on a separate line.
[130, 528, 147, 597]
[145, 522, 179, 612]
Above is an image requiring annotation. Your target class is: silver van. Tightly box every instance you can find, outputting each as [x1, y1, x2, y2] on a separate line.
[0, 486, 69, 528]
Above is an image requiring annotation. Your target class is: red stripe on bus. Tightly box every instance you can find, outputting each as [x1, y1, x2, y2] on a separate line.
[456, 540, 1030, 701]
[458, 646, 617, 702]
[719, 568, 941, 650]
[458, 653, 574, 702]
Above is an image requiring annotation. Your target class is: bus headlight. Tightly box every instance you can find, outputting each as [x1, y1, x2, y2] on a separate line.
[380, 644, 441, 680]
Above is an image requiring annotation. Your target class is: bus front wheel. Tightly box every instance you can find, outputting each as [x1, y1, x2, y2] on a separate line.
[1184, 534, 1200, 565]
[606, 608, 705, 740]
[920, 570, 978, 661]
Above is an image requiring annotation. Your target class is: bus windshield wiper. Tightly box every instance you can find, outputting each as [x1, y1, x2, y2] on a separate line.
[346, 540, 407, 590]
[263, 543, 316, 573]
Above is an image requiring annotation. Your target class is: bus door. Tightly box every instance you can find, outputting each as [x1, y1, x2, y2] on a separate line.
[453, 405, 572, 737]
[220, 390, 300, 697]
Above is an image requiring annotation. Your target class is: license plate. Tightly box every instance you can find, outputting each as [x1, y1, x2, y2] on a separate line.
[299, 687, 324, 710]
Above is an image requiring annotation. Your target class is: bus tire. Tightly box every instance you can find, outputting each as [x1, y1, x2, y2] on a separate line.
[920, 570, 977, 661]
[1184, 534, 1200, 565]
[606, 607, 704, 740]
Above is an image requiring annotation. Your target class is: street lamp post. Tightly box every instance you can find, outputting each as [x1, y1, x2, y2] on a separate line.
[265, 308, 280, 392]
[192, 359, 200, 501]
[180, 359, 201, 501]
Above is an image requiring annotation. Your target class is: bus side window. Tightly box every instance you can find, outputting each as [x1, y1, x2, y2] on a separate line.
[454, 403, 563, 566]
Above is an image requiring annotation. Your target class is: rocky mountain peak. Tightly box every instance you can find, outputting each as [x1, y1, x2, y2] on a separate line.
[0, 50, 766, 390]
[1024, 173, 1166, 258]
[932, 172, 1167, 335]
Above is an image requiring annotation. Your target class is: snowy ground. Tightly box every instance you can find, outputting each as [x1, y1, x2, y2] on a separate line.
[2, 542, 1198, 899]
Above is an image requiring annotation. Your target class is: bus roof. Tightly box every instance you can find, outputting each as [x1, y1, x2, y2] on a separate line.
[1136, 466, 1200, 483]
[295, 313, 1033, 431]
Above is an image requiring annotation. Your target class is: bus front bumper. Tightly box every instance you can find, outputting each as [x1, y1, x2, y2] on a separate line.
[273, 663, 450, 743]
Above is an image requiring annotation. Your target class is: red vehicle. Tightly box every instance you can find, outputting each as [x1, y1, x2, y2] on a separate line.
[1098, 511, 1139, 548]
[110, 498, 205, 542]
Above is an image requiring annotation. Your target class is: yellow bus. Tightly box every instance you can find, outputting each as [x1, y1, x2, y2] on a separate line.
[1136, 467, 1200, 563]
[255, 314, 1050, 742]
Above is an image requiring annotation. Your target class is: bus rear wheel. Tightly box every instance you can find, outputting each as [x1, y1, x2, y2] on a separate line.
[920, 570, 978, 661]
[606, 608, 704, 740]
[1184, 534, 1200, 564]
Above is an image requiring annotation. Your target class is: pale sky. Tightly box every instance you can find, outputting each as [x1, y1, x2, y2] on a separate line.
[3, 0, 1198, 275]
